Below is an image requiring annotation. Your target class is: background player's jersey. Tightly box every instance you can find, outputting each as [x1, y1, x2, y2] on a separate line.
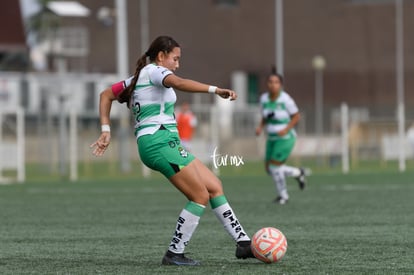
[176, 111, 197, 140]
[259, 91, 299, 140]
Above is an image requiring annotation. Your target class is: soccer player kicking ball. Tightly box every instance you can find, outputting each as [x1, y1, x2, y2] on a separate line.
[90, 36, 255, 265]
[255, 71, 307, 205]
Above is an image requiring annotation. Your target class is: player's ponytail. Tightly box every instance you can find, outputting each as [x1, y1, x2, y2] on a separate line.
[117, 36, 180, 107]
[117, 54, 147, 106]
[269, 65, 284, 85]
[271, 65, 277, 75]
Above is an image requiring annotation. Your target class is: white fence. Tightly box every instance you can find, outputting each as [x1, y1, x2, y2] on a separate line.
[0, 72, 122, 117]
[0, 107, 25, 183]
[382, 135, 414, 160]
[1, 72, 413, 181]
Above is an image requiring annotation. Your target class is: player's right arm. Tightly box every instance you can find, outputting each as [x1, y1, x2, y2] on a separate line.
[99, 87, 117, 126]
[256, 94, 266, 136]
[255, 118, 266, 136]
[90, 87, 117, 157]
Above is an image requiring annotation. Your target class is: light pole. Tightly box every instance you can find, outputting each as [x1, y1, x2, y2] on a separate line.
[115, 0, 131, 173]
[98, 0, 150, 174]
[46, 1, 90, 179]
[275, 0, 284, 75]
[140, 0, 149, 53]
[395, 0, 405, 172]
[312, 55, 326, 137]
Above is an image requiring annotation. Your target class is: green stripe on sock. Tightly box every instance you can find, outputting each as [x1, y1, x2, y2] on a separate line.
[185, 201, 205, 217]
[209, 195, 228, 209]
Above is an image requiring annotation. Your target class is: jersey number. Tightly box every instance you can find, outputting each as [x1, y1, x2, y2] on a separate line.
[132, 102, 141, 122]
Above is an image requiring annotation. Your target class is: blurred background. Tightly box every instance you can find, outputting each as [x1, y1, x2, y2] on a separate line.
[1, 0, 414, 182]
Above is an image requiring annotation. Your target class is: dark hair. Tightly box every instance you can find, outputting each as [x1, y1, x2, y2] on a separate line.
[117, 36, 180, 105]
[268, 65, 284, 85]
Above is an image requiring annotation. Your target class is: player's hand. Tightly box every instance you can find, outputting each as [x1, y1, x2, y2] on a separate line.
[216, 88, 237, 101]
[90, 132, 111, 157]
[265, 163, 271, 175]
[277, 128, 289, 137]
[255, 126, 263, 136]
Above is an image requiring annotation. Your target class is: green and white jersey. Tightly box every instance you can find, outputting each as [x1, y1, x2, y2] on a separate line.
[129, 64, 177, 138]
[259, 91, 298, 140]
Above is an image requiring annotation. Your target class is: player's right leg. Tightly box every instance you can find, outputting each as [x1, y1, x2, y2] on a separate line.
[161, 199, 205, 266]
[138, 131, 203, 265]
[160, 162, 206, 266]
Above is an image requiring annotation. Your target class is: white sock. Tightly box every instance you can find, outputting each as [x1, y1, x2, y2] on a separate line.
[269, 164, 289, 199]
[210, 195, 250, 242]
[281, 164, 301, 177]
[168, 201, 205, 254]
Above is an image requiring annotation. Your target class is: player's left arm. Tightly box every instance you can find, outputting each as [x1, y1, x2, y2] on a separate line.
[278, 112, 300, 136]
[163, 74, 237, 100]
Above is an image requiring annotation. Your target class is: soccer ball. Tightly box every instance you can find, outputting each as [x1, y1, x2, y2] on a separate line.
[251, 227, 287, 263]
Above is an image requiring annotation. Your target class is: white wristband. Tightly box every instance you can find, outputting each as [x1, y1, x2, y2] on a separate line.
[101, 124, 110, 132]
[208, 86, 217, 94]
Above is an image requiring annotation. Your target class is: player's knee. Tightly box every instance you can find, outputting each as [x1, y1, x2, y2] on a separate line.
[208, 180, 224, 199]
[194, 190, 210, 205]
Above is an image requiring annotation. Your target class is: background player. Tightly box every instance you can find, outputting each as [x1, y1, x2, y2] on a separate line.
[176, 101, 197, 151]
[255, 71, 307, 204]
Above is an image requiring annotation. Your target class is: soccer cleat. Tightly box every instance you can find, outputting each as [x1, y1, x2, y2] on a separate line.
[236, 240, 255, 259]
[273, 196, 288, 205]
[296, 168, 306, 190]
[161, 250, 201, 266]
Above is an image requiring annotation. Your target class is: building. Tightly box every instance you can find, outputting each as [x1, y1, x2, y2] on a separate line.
[44, 0, 413, 121]
[0, 0, 28, 71]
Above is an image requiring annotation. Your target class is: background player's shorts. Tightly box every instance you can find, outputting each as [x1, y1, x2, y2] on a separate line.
[137, 129, 195, 178]
[265, 137, 296, 163]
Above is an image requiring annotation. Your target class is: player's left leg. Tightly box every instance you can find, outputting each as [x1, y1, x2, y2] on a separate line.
[161, 200, 205, 266]
[189, 159, 255, 259]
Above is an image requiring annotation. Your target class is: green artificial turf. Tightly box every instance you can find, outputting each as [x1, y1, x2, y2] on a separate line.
[1, 167, 413, 274]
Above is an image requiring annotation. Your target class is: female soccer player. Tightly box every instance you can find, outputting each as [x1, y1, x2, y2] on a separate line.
[255, 72, 306, 205]
[90, 36, 254, 265]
